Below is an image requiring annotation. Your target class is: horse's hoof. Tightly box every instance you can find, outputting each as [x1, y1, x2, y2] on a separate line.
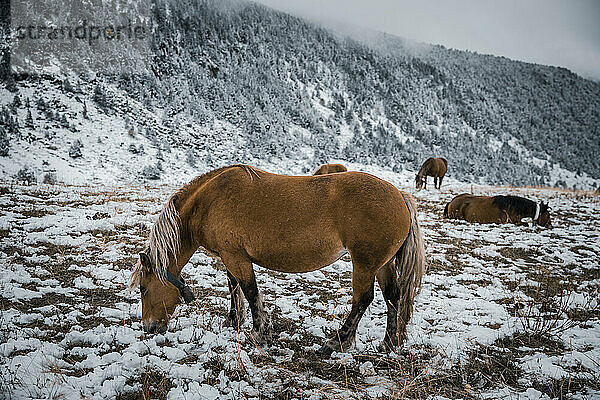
[223, 315, 243, 330]
[248, 330, 264, 345]
[317, 344, 335, 357]
[248, 327, 271, 345]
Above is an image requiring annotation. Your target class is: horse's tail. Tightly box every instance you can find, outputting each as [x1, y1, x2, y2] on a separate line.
[443, 201, 449, 218]
[395, 193, 426, 341]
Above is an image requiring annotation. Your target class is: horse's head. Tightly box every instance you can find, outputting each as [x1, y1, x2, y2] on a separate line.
[537, 202, 552, 228]
[133, 251, 183, 334]
[415, 174, 424, 190]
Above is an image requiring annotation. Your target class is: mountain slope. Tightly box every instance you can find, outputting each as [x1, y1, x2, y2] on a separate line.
[1, 0, 599, 188]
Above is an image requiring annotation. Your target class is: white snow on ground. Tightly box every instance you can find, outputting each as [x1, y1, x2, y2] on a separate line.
[0, 172, 599, 399]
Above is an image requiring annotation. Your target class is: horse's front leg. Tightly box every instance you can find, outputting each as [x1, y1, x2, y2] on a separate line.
[222, 253, 271, 343]
[224, 270, 246, 330]
[319, 267, 375, 356]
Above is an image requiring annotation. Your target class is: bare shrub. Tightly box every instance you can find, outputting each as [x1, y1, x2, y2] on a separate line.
[513, 267, 600, 339]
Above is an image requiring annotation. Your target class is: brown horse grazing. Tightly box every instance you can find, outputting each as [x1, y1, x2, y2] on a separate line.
[313, 163, 348, 175]
[444, 194, 551, 227]
[129, 165, 425, 355]
[415, 158, 447, 190]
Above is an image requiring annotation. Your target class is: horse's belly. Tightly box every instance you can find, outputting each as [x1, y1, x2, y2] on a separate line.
[249, 244, 348, 273]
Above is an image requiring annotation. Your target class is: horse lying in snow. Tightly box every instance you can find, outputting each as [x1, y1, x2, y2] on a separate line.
[444, 194, 551, 227]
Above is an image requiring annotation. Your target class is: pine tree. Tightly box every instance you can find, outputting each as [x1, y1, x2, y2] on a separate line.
[142, 163, 161, 180]
[37, 98, 46, 111]
[0, 126, 9, 156]
[93, 85, 109, 111]
[186, 149, 196, 166]
[16, 166, 36, 184]
[69, 140, 83, 158]
[25, 109, 34, 128]
[63, 78, 74, 93]
[11, 94, 21, 111]
[60, 114, 69, 128]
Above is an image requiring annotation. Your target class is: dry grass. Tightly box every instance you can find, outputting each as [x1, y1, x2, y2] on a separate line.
[117, 368, 174, 400]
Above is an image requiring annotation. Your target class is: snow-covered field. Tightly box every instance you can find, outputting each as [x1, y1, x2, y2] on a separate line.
[1, 172, 599, 399]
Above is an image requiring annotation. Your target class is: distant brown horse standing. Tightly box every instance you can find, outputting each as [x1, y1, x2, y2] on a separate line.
[313, 163, 348, 175]
[129, 165, 425, 355]
[415, 158, 447, 190]
[444, 194, 551, 227]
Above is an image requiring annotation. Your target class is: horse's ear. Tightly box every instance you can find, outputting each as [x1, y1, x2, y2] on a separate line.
[139, 252, 151, 271]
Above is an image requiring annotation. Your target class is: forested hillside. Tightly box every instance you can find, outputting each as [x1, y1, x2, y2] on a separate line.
[1, 0, 599, 188]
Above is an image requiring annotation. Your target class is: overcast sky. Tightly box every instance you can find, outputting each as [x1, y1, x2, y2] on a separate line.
[255, 0, 600, 81]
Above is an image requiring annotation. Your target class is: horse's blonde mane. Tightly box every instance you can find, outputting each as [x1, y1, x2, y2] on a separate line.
[129, 196, 180, 289]
[128, 165, 261, 290]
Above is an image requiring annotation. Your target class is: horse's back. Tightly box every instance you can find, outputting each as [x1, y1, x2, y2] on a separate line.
[313, 163, 348, 175]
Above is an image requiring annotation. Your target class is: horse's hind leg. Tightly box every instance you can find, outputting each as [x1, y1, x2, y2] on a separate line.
[434, 176, 438, 189]
[221, 253, 270, 343]
[224, 270, 246, 330]
[376, 258, 400, 351]
[319, 264, 375, 356]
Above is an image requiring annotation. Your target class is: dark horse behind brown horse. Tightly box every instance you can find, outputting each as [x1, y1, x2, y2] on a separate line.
[129, 165, 425, 356]
[444, 193, 551, 227]
[416, 157, 447, 190]
[313, 163, 348, 175]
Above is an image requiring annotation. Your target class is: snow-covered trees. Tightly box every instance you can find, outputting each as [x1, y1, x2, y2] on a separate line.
[0, 125, 9, 156]
[69, 140, 83, 158]
[3, 0, 596, 187]
[16, 166, 36, 184]
[142, 162, 162, 180]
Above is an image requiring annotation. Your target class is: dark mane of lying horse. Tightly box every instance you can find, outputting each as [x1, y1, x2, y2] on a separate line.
[491, 195, 536, 216]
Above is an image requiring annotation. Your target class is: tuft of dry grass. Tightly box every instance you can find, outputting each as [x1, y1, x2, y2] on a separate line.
[117, 368, 174, 400]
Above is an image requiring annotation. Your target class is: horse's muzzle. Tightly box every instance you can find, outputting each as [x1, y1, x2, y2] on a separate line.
[143, 320, 167, 334]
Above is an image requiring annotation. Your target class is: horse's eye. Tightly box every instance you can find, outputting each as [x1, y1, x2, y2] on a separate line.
[140, 286, 148, 297]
